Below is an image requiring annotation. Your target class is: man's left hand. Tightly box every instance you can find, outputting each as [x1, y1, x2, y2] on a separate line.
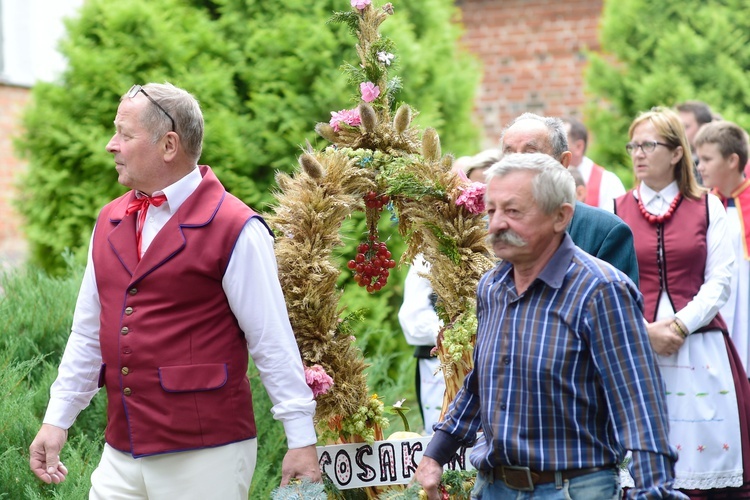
[280, 445, 322, 485]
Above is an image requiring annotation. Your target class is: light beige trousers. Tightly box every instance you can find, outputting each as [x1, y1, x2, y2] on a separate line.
[89, 439, 257, 500]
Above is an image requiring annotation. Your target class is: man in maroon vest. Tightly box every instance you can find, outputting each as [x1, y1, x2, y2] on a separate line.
[28, 83, 321, 498]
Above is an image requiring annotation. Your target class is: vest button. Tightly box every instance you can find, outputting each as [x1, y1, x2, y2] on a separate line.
[121, 327, 129, 335]
[124, 307, 133, 315]
[123, 388, 132, 396]
[129, 288, 137, 295]
[121, 367, 129, 375]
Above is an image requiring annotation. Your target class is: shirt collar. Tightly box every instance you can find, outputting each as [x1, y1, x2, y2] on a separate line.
[536, 233, 575, 289]
[638, 180, 679, 206]
[136, 167, 201, 215]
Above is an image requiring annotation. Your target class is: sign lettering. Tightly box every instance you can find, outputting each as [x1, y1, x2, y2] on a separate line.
[317, 437, 474, 489]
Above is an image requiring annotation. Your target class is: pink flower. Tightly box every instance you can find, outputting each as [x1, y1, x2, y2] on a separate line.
[360, 82, 380, 103]
[329, 108, 361, 132]
[456, 182, 487, 214]
[305, 364, 334, 397]
[351, 0, 371, 10]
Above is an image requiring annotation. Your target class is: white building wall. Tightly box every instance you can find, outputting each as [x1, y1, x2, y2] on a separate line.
[1, 0, 85, 86]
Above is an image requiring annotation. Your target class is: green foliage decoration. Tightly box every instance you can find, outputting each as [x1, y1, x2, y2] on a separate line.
[267, 3, 493, 497]
[584, 0, 750, 189]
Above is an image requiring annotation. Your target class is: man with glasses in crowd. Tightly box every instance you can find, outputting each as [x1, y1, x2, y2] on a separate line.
[496, 112, 639, 284]
[28, 82, 321, 498]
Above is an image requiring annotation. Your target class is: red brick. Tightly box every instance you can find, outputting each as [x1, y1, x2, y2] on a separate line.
[0, 85, 30, 263]
[459, 0, 604, 143]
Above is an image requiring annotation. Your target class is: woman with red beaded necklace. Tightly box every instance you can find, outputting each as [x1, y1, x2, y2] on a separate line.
[615, 106, 750, 497]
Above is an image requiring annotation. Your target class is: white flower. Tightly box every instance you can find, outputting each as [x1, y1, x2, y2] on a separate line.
[377, 51, 395, 66]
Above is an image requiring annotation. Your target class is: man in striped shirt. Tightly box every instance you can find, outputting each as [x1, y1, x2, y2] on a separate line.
[415, 153, 684, 499]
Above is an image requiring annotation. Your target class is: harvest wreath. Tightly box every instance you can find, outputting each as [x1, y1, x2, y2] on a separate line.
[266, 0, 494, 496]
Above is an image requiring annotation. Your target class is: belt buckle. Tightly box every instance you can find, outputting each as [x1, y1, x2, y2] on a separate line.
[502, 465, 535, 492]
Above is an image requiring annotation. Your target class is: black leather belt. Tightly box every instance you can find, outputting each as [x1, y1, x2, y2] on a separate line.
[490, 464, 614, 491]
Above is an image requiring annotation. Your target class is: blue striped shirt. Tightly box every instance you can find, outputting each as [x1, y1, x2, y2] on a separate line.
[427, 234, 684, 499]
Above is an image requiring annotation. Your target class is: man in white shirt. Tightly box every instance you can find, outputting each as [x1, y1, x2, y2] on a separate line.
[564, 117, 626, 213]
[398, 254, 445, 434]
[28, 83, 320, 499]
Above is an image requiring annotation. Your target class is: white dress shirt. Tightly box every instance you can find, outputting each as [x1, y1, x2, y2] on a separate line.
[44, 167, 317, 449]
[398, 254, 446, 432]
[398, 255, 442, 346]
[578, 156, 627, 213]
[637, 181, 734, 333]
[721, 202, 750, 371]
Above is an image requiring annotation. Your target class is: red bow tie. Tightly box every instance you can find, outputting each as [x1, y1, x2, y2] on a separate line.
[125, 193, 167, 259]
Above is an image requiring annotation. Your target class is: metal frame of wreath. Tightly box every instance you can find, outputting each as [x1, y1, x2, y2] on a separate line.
[265, 1, 494, 447]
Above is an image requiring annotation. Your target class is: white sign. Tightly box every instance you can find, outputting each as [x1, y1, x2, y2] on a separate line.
[317, 437, 474, 489]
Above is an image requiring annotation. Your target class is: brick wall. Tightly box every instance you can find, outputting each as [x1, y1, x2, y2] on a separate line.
[458, 0, 603, 146]
[0, 84, 30, 266]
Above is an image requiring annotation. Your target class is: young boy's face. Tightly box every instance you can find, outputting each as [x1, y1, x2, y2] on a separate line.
[696, 142, 735, 190]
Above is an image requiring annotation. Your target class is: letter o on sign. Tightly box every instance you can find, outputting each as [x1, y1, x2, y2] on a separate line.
[335, 450, 352, 486]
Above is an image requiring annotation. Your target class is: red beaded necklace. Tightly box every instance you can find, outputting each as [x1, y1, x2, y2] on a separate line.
[637, 186, 681, 224]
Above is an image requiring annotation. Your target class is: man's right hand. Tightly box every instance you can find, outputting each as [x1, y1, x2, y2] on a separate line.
[29, 424, 69, 484]
[414, 455, 443, 500]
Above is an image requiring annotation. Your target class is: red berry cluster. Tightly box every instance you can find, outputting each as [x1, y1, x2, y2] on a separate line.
[364, 191, 390, 209]
[347, 240, 396, 293]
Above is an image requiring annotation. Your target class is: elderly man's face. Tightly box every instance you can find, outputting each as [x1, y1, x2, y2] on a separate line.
[105, 96, 167, 194]
[501, 119, 571, 167]
[486, 170, 562, 266]
[502, 120, 554, 156]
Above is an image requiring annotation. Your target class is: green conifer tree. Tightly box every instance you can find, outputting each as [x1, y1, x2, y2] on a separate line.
[584, 0, 750, 187]
[16, 0, 480, 274]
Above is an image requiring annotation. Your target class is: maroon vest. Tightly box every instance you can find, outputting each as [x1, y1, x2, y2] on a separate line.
[615, 191, 727, 333]
[92, 166, 268, 457]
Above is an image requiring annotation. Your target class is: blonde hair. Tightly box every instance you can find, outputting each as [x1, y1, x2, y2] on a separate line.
[628, 106, 703, 200]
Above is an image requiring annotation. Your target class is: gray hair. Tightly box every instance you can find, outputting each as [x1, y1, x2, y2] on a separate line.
[462, 148, 503, 177]
[501, 112, 569, 161]
[126, 82, 204, 162]
[485, 153, 576, 214]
